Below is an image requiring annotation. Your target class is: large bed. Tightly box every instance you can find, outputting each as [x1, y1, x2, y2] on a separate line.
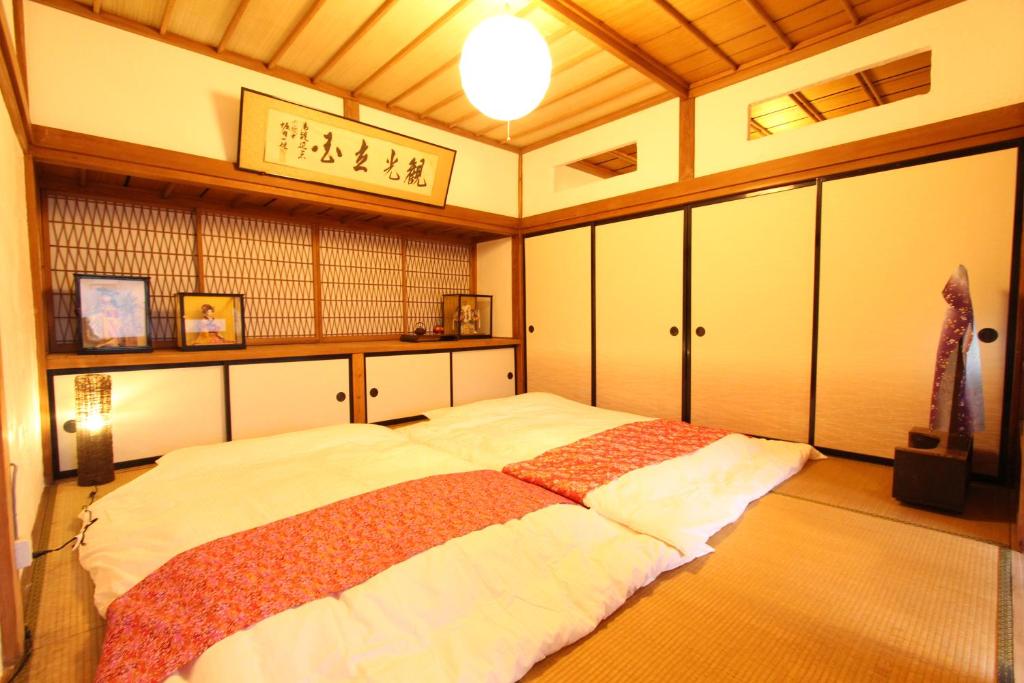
[79, 394, 819, 682]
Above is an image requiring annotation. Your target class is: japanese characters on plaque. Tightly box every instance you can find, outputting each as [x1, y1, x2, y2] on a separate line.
[238, 89, 456, 207]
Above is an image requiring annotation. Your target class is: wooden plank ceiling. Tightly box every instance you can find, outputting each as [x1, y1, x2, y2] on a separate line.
[42, 0, 936, 151]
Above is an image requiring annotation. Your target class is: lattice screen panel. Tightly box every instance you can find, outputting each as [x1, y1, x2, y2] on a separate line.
[47, 195, 197, 345]
[320, 229, 404, 336]
[406, 240, 472, 329]
[202, 214, 316, 339]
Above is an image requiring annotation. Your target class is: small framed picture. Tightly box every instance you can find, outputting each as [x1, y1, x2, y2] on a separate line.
[177, 293, 246, 350]
[75, 274, 153, 354]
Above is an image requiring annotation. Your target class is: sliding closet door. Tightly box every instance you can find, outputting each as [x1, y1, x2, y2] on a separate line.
[525, 227, 591, 405]
[690, 186, 816, 441]
[817, 149, 1017, 472]
[595, 211, 683, 419]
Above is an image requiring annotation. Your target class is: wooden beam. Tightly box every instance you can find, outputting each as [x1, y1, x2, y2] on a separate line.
[855, 71, 884, 105]
[567, 159, 618, 178]
[790, 91, 825, 121]
[679, 96, 694, 180]
[267, 0, 327, 70]
[217, 0, 251, 53]
[519, 92, 674, 151]
[538, 0, 689, 97]
[344, 98, 359, 120]
[159, 0, 177, 35]
[0, 4, 29, 151]
[837, 0, 860, 24]
[749, 118, 772, 137]
[161, 182, 176, 199]
[651, 0, 737, 72]
[608, 148, 637, 164]
[742, 0, 793, 50]
[92, 0, 102, 12]
[352, 0, 472, 95]
[77, 168, 88, 187]
[314, 0, 399, 83]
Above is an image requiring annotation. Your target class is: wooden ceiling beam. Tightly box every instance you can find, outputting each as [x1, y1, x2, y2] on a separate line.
[267, 0, 328, 70]
[854, 71, 884, 105]
[652, 0, 737, 72]
[159, 0, 177, 35]
[742, 0, 793, 50]
[538, 0, 689, 97]
[217, 0, 251, 53]
[567, 159, 617, 179]
[837, 0, 860, 24]
[749, 119, 771, 136]
[608, 149, 637, 163]
[790, 91, 825, 121]
[313, 0, 398, 83]
[352, 0, 472, 96]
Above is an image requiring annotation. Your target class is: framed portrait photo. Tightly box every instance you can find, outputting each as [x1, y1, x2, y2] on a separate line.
[177, 293, 246, 350]
[75, 274, 153, 354]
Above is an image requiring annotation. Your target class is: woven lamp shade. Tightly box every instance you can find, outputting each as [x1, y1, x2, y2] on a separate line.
[75, 374, 114, 486]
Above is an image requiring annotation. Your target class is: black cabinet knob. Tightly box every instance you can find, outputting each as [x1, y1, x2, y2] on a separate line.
[336, 392, 347, 403]
[978, 328, 998, 343]
[63, 419, 77, 434]
[669, 326, 679, 336]
[507, 372, 514, 380]
[528, 325, 535, 333]
[369, 388, 379, 398]
[695, 326, 706, 337]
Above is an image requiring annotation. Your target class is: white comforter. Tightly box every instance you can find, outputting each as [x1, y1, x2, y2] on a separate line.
[80, 423, 690, 683]
[402, 393, 823, 554]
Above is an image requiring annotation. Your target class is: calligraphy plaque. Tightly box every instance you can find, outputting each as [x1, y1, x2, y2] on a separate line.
[238, 88, 456, 207]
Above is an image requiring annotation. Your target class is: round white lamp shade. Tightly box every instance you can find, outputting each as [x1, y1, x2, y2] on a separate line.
[460, 15, 552, 122]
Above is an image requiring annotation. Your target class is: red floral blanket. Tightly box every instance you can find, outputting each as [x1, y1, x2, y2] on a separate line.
[503, 420, 730, 504]
[95, 470, 571, 683]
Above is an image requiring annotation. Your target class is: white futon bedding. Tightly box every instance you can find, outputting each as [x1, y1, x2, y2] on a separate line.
[80, 423, 690, 683]
[401, 392, 823, 553]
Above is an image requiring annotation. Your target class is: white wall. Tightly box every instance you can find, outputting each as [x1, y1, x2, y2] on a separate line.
[23, 2, 517, 217]
[694, 0, 1024, 177]
[522, 98, 679, 217]
[475, 237, 513, 337]
[0, 82, 44, 553]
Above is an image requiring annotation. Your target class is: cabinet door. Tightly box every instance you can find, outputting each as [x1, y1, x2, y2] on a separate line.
[595, 211, 684, 419]
[229, 358, 351, 440]
[365, 352, 451, 423]
[525, 227, 591, 404]
[817, 149, 1017, 473]
[452, 348, 516, 406]
[53, 365, 226, 473]
[690, 186, 816, 442]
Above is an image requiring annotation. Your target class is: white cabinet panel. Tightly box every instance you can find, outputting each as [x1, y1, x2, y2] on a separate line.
[229, 358, 351, 440]
[365, 353, 451, 423]
[595, 211, 684, 419]
[817, 149, 1016, 469]
[691, 186, 816, 442]
[53, 365, 226, 472]
[452, 348, 516, 406]
[525, 227, 591, 404]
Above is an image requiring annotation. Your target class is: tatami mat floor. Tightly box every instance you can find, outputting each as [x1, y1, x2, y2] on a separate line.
[15, 458, 1019, 682]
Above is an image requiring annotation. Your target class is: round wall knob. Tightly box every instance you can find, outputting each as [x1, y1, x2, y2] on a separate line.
[978, 328, 998, 343]
[63, 419, 77, 434]
[695, 326, 706, 337]
[336, 391, 347, 402]
[507, 372, 514, 380]
[369, 388, 379, 398]
[669, 326, 679, 336]
[528, 325, 535, 333]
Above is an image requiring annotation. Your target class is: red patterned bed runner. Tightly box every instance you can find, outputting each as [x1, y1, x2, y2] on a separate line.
[95, 470, 571, 683]
[503, 420, 730, 504]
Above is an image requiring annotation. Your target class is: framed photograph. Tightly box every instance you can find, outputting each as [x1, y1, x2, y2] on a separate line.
[75, 274, 153, 354]
[177, 293, 246, 350]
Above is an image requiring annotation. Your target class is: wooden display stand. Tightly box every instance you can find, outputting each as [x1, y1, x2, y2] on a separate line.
[892, 428, 971, 513]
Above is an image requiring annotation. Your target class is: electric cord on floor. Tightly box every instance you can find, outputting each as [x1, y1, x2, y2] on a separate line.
[31, 487, 98, 558]
[8, 627, 33, 681]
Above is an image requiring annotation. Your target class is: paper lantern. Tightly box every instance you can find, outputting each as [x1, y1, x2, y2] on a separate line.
[460, 15, 552, 122]
[75, 373, 114, 486]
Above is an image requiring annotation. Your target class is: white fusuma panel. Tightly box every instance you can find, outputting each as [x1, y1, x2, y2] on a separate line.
[452, 347, 516, 406]
[365, 352, 452, 423]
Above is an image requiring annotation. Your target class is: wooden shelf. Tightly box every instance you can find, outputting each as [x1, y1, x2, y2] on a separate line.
[46, 337, 520, 370]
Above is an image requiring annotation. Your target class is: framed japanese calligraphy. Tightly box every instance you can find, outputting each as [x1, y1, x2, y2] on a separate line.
[237, 88, 456, 207]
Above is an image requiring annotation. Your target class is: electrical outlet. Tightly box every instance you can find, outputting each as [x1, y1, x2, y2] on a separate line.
[14, 539, 32, 569]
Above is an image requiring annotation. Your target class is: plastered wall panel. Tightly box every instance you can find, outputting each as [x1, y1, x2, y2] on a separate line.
[229, 358, 351, 440]
[53, 366, 227, 472]
[694, 0, 1024, 177]
[522, 99, 680, 217]
[816, 149, 1017, 466]
[475, 237, 513, 338]
[525, 227, 591, 404]
[595, 211, 684, 419]
[690, 186, 816, 441]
